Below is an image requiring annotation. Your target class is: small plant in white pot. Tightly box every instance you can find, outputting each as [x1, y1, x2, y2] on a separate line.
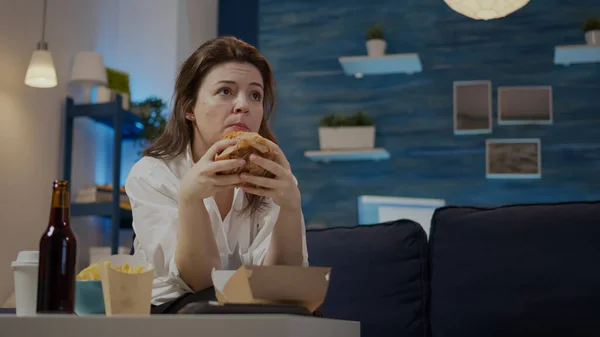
[318, 111, 375, 151]
[583, 18, 600, 45]
[366, 23, 386, 57]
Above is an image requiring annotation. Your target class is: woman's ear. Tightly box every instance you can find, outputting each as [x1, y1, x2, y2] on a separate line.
[185, 112, 195, 121]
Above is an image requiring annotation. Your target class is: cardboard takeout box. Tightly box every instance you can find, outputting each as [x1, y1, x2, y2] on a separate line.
[100, 254, 154, 316]
[211, 265, 331, 313]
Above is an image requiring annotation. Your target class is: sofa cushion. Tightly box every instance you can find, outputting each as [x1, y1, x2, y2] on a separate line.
[429, 202, 600, 337]
[306, 219, 429, 337]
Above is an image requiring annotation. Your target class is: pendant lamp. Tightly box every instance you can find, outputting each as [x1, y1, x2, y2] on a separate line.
[444, 0, 530, 21]
[25, 0, 57, 88]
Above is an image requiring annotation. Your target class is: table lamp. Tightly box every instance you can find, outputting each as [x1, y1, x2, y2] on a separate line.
[69, 51, 107, 103]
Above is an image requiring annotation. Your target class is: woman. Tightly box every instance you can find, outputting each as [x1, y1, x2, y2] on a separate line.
[125, 36, 310, 314]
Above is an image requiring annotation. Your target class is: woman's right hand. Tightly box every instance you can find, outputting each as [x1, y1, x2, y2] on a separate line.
[180, 139, 245, 203]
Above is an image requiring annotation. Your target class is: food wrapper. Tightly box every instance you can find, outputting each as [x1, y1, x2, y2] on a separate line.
[211, 265, 331, 313]
[99, 254, 154, 316]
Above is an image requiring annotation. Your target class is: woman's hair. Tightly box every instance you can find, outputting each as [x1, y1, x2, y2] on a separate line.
[143, 36, 278, 216]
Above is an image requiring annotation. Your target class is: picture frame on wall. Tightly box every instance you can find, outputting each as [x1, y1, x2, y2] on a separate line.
[486, 138, 541, 179]
[453, 80, 492, 135]
[498, 86, 553, 125]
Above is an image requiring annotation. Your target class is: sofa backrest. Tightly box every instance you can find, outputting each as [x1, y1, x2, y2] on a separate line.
[428, 202, 600, 337]
[306, 219, 430, 337]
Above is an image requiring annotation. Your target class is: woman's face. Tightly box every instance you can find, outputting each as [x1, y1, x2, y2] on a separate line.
[189, 61, 265, 149]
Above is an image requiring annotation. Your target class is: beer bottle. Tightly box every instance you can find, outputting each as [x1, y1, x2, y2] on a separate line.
[36, 180, 78, 314]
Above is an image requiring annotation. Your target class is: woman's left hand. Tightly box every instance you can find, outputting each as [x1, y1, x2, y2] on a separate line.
[239, 140, 301, 211]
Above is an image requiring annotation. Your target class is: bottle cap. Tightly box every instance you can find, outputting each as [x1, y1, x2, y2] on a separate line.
[11, 251, 39, 267]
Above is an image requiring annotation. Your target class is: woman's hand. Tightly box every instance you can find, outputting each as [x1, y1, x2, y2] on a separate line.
[239, 140, 301, 211]
[180, 139, 246, 203]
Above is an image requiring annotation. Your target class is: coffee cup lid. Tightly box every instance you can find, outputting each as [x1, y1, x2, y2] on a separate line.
[11, 251, 39, 267]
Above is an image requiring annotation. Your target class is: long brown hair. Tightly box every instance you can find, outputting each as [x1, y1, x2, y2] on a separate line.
[143, 36, 278, 216]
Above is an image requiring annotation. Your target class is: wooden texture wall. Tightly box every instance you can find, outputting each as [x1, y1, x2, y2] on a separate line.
[258, 0, 600, 227]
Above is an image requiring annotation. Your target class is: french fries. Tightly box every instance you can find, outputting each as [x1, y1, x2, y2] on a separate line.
[77, 263, 102, 280]
[76, 261, 146, 280]
[104, 261, 146, 274]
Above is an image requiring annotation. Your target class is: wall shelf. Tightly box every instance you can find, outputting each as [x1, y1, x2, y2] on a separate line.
[71, 202, 130, 217]
[305, 148, 390, 162]
[554, 44, 600, 65]
[67, 100, 143, 139]
[338, 53, 422, 78]
[71, 203, 133, 229]
[63, 95, 137, 253]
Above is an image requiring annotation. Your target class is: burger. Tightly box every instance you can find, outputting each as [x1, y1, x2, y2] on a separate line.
[214, 131, 276, 186]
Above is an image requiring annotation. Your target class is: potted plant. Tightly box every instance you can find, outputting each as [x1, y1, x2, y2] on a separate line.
[318, 111, 375, 151]
[96, 67, 132, 110]
[131, 96, 168, 152]
[583, 18, 600, 45]
[366, 23, 386, 57]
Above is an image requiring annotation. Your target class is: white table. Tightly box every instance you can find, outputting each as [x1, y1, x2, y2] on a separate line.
[0, 314, 360, 337]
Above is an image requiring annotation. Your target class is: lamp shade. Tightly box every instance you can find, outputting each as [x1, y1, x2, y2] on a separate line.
[69, 51, 107, 85]
[25, 50, 57, 88]
[444, 0, 530, 21]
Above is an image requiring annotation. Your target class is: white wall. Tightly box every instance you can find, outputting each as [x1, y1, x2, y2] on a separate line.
[0, 0, 217, 304]
[176, 0, 220, 71]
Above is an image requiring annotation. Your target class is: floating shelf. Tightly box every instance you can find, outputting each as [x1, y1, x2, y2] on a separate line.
[305, 148, 390, 162]
[554, 44, 600, 65]
[338, 53, 422, 78]
[68, 100, 143, 139]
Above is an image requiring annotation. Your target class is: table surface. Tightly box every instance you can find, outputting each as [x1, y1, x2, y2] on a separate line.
[0, 313, 360, 337]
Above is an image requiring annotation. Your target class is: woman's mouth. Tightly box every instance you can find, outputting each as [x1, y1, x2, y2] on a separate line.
[228, 123, 250, 132]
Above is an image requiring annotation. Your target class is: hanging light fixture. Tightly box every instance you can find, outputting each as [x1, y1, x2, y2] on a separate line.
[444, 0, 530, 21]
[25, 0, 57, 88]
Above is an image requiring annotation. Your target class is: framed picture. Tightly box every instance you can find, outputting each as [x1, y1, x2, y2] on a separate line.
[453, 80, 492, 135]
[486, 139, 541, 179]
[498, 86, 553, 125]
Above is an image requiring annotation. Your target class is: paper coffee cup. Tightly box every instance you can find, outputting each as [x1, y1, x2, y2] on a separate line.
[11, 251, 39, 316]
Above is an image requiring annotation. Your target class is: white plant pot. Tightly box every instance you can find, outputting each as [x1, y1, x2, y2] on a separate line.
[318, 126, 375, 151]
[585, 30, 600, 45]
[94, 87, 130, 110]
[366, 39, 386, 57]
[121, 93, 130, 110]
[95, 86, 112, 103]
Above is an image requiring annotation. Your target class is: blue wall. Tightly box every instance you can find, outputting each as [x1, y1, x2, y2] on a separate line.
[259, 0, 600, 227]
[219, 0, 259, 48]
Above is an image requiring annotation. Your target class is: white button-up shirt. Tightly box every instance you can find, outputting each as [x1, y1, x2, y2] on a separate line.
[125, 147, 309, 306]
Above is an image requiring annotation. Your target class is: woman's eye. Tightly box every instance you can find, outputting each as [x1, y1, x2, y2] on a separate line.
[251, 92, 262, 101]
[218, 87, 232, 95]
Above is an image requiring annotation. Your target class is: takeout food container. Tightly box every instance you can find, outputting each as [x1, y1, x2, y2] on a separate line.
[75, 280, 105, 315]
[100, 254, 154, 316]
[211, 265, 331, 313]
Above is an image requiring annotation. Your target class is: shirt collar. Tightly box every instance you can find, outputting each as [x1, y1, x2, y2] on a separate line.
[184, 143, 195, 168]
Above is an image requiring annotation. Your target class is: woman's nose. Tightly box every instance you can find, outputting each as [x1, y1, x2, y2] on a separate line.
[234, 99, 249, 114]
[234, 106, 248, 113]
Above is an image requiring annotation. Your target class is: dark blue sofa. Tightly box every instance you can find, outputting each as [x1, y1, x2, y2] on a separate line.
[306, 201, 600, 337]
